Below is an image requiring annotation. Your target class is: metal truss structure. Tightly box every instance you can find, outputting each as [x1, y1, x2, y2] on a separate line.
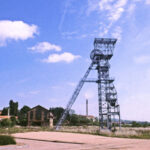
[56, 38, 121, 130]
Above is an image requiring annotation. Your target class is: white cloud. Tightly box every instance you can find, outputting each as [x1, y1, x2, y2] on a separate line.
[42, 52, 81, 63]
[99, 0, 116, 11]
[134, 55, 150, 64]
[99, 0, 127, 22]
[109, 7, 124, 21]
[29, 42, 61, 53]
[0, 20, 38, 46]
[111, 26, 122, 41]
[99, 22, 112, 37]
[86, 0, 99, 15]
[145, 0, 150, 4]
[58, 0, 74, 31]
[127, 3, 136, 15]
[86, 0, 128, 39]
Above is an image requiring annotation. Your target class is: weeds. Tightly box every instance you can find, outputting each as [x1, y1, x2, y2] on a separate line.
[0, 126, 150, 139]
[0, 135, 16, 145]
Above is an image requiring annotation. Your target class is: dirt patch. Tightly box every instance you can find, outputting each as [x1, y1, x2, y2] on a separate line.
[11, 131, 150, 150]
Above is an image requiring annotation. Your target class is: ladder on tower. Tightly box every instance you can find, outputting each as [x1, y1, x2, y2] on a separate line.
[56, 63, 93, 130]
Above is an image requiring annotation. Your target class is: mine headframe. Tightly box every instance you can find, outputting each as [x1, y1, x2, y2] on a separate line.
[56, 38, 121, 131]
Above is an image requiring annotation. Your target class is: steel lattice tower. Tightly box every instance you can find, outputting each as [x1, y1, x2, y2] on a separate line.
[56, 38, 121, 130]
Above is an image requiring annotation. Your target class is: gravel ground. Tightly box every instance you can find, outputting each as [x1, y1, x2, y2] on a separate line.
[0, 132, 150, 150]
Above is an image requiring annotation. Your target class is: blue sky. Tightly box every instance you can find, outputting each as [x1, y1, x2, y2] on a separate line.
[0, 0, 150, 121]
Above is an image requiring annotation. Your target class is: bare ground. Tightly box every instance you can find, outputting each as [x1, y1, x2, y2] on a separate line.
[0, 131, 150, 150]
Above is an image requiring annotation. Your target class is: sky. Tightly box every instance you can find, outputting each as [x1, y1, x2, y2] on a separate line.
[0, 0, 150, 122]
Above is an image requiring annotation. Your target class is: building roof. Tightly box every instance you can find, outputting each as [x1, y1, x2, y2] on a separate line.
[29, 105, 49, 112]
[86, 115, 95, 119]
[79, 115, 95, 118]
[0, 115, 10, 119]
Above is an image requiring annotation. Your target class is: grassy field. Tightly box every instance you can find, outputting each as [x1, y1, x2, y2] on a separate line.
[59, 126, 150, 139]
[99, 127, 150, 139]
[0, 135, 16, 145]
[0, 126, 150, 139]
[0, 126, 53, 134]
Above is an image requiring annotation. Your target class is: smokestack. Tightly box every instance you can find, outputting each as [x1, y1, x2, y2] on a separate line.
[8, 107, 10, 116]
[86, 99, 88, 116]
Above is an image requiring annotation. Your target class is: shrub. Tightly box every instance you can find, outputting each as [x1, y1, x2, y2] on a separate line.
[0, 135, 16, 145]
[18, 105, 30, 126]
[0, 119, 12, 127]
[10, 116, 17, 126]
[131, 121, 141, 127]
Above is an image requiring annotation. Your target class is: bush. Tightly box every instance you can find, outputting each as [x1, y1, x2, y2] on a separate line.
[0, 119, 12, 127]
[0, 135, 16, 145]
[0, 117, 17, 127]
[10, 116, 17, 126]
[131, 121, 141, 127]
[18, 105, 30, 126]
[69, 114, 93, 126]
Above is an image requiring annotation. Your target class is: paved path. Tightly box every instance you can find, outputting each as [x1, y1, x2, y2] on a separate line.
[0, 132, 150, 150]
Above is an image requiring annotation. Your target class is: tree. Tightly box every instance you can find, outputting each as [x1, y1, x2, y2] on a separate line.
[69, 114, 80, 125]
[10, 116, 17, 126]
[9, 100, 18, 116]
[0, 119, 12, 127]
[69, 114, 92, 126]
[131, 121, 141, 127]
[1, 107, 9, 115]
[49, 107, 75, 125]
[49, 107, 65, 124]
[18, 105, 30, 126]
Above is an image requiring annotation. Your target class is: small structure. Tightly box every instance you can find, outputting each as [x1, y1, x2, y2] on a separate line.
[0, 108, 11, 120]
[0, 115, 10, 121]
[49, 112, 53, 128]
[27, 105, 53, 128]
[78, 114, 96, 122]
[86, 115, 96, 122]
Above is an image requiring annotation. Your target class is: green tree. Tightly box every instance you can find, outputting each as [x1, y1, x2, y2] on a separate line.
[18, 105, 30, 126]
[0, 119, 12, 127]
[131, 121, 141, 127]
[10, 116, 17, 126]
[69, 114, 93, 126]
[49, 107, 65, 124]
[49, 107, 75, 125]
[9, 100, 18, 116]
[1, 107, 9, 115]
[69, 114, 80, 125]
[143, 122, 150, 127]
[79, 116, 91, 125]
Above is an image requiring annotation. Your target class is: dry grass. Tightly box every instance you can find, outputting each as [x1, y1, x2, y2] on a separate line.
[59, 126, 99, 134]
[0, 126, 53, 134]
[59, 126, 150, 139]
[1, 126, 150, 139]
